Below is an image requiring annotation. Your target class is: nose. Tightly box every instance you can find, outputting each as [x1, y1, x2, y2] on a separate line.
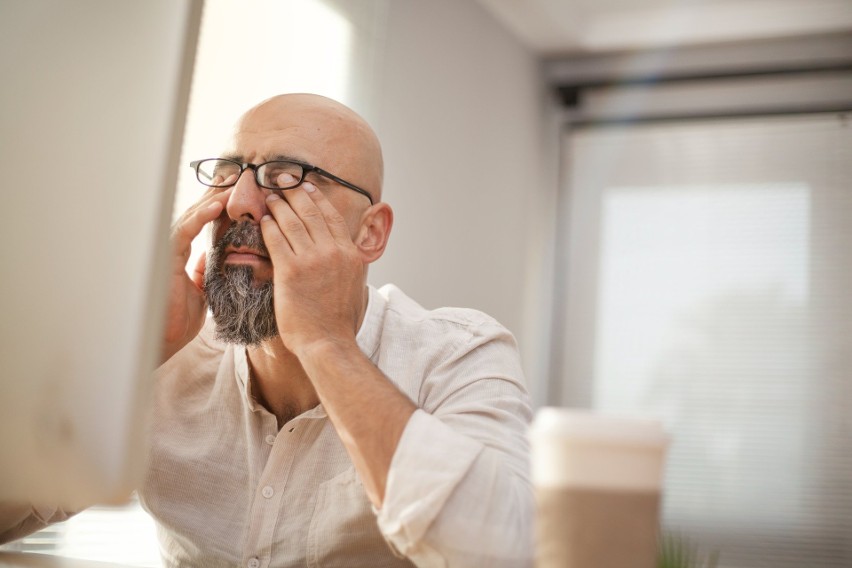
[225, 168, 269, 223]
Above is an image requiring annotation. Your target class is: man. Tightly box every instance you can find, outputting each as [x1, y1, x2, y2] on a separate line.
[1, 94, 533, 566]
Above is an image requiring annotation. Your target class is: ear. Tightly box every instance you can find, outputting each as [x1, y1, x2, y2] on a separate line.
[354, 202, 393, 264]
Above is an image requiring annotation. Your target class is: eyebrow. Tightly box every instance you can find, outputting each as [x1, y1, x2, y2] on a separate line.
[269, 153, 310, 165]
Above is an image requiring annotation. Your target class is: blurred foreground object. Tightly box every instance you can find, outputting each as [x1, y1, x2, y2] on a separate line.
[531, 408, 669, 568]
[0, 0, 201, 507]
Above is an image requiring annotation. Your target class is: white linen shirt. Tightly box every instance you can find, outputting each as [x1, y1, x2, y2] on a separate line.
[0, 284, 533, 567]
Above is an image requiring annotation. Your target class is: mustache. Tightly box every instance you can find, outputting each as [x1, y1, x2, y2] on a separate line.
[204, 220, 277, 346]
[212, 220, 270, 259]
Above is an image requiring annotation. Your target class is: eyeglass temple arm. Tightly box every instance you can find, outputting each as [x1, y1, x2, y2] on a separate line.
[189, 160, 214, 181]
[313, 167, 374, 205]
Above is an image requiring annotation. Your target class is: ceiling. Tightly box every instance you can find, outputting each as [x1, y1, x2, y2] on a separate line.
[474, 0, 852, 54]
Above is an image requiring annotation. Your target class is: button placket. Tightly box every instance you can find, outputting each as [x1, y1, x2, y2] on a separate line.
[243, 418, 308, 567]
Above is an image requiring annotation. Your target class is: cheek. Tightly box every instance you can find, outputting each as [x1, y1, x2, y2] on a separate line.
[340, 210, 360, 239]
[324, 193, 362, 238]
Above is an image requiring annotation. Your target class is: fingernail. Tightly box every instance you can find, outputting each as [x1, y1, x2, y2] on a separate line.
[262, 214, 272, 222]
[267, 193, 281, 202]
[207, 202, 222, 210]
[303, 182, 316, 193]
[278, 173, 296, 185]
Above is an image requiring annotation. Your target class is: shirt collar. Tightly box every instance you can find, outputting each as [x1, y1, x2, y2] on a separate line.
[356, 284, 385, 364]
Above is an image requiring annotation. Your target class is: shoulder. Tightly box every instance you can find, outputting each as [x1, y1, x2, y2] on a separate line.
[154, 317, 228, 388]
[370, 285, 527, 399]
[374, 286, 532, 461]
[376, 284, 513, 344]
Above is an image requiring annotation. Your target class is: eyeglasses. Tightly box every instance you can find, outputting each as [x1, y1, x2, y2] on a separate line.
[189, 158, 374, 205]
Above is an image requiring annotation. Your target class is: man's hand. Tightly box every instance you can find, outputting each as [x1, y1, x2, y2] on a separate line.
[260, 182, 366, 356]
[260, 181, 415, 507]
[160, 183, 233, 365]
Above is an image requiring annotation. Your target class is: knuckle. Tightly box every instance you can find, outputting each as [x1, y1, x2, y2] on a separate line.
[170, 221, 190, 240]
[323, 208, 345, 225]
[300, 208, 324, 222]
[282, 219, 305, 234]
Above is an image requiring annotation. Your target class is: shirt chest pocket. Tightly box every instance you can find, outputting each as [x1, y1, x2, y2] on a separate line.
[306, 467, 414, 568]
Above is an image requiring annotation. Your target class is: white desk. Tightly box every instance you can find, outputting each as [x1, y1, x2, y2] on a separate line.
[0, 552, 136, 568]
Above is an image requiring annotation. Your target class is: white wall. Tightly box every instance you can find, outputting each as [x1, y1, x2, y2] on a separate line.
[177, 0, 561, 400]
[346, 0, 561, 400]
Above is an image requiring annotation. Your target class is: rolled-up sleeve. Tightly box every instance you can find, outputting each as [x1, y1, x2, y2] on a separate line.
[376, 320, 534, 567]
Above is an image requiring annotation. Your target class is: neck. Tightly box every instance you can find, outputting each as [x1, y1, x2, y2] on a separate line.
[247, 339, 318, 429]
[244, 284, 371, 428]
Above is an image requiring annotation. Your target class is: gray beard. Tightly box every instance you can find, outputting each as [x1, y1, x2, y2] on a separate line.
[204, 221, 278, 346]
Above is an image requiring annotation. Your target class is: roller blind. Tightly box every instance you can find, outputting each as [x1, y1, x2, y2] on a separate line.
[556, 112, 852, 567]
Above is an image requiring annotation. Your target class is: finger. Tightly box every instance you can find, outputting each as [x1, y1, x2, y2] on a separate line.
[281, 181, 336, 244]
[274, 174, 333, 244]
[300, 182, 352, 243]
[171, 197, 226, 256]
[191, 252, 206, 290]
[212, 173, 238, 186]
[265, 193, 314, 253]
[177, 172, 237, 221]
[260, 212, 295, 260]
[172, 182, 233, 245]
[186, 173, 236, 212]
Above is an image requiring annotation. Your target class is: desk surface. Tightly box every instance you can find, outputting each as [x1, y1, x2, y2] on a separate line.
[0, 552, 136, 568]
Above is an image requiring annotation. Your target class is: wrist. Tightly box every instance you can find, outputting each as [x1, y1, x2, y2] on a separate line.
[292, 335, 362, 365]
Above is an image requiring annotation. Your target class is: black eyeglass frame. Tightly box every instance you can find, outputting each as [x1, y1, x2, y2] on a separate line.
[189, 158, 374, 205]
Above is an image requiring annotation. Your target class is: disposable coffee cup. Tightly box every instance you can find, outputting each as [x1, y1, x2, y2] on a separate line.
[530, 408, 669, 568]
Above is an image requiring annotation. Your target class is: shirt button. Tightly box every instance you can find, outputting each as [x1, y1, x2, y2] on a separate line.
[265, 434, 276, 445]
[261, 485, 274, 499]
[247, 558, 260, 568]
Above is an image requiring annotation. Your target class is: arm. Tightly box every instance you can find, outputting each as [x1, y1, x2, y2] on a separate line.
[298, 319, 532, 566]
[296, 340, 416, 507]
[377, 327, 533, 566]
[260, 184, 413, 506]
[260, 185, 532, 565]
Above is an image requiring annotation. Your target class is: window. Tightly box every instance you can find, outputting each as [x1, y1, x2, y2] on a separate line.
[555, 113, 852, 566]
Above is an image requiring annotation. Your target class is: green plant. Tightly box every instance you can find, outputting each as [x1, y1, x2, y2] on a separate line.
[658, 533, 720, 568]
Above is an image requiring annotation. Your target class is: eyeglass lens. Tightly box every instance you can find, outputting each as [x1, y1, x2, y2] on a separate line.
[196, 159, 305, 189]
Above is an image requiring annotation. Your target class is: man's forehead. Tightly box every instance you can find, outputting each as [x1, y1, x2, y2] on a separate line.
[228, 129, 319, 163]
[223, 93, 384, 198]
[231, 107, 352, 159]
[237, 96, 353, 134]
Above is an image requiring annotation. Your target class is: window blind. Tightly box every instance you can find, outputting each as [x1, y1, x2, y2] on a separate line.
[555, 112, 852, 567]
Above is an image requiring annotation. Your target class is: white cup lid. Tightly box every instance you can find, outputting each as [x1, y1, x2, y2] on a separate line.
[530, 408, 669, 490]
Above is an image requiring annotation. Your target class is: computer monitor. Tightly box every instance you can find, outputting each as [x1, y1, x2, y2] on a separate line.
[0, 0, 203, 508]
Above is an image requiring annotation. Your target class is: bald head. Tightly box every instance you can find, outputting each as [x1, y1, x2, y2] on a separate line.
[232, 93, 384, 204]
[204, 94, 393, 347]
